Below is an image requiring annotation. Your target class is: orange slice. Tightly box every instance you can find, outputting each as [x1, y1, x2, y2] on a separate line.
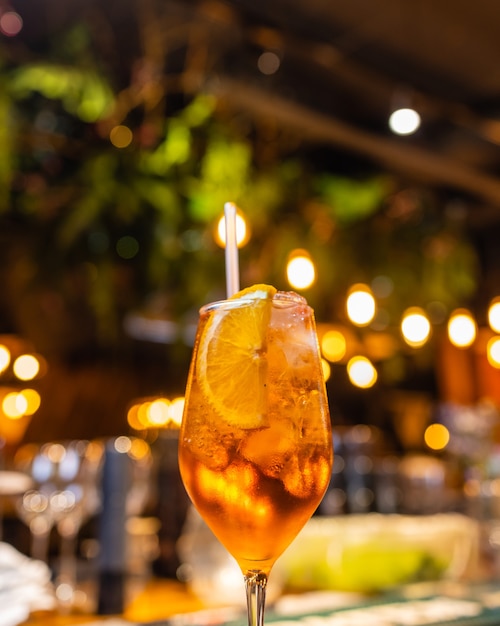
[197, 284, 277, 428]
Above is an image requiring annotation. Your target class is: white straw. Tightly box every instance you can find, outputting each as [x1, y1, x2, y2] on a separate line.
[224, 202, 240, 297]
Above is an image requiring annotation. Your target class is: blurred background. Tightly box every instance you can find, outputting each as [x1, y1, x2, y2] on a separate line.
[0, 0, 499, 449]
[0, 0, 500, 564]
[1, 0, 500, 615]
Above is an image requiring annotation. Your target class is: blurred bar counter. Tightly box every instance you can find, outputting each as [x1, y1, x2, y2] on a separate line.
[21, 577, 500, 626]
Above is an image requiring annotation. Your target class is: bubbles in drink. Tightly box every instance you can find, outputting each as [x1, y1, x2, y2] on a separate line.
[181, 384, 240, 472]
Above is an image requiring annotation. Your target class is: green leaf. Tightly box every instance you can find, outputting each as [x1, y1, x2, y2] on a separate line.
[10, 64, 114, 121]
[317, 175, 389, 223]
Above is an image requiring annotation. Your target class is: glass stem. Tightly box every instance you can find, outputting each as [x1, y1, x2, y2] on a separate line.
[244, 570, 268, 626]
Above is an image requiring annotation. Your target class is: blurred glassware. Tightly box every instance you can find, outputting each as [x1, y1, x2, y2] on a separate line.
[13, 440, 105, 612]
[123, 436, 154, 518]
[397, 454, 456, 515]
[13, 443, 59, 563]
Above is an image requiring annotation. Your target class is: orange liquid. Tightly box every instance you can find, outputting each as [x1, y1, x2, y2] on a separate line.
[179, 295, 333, 575]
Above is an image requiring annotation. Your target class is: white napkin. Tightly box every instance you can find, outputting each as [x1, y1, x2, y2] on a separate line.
[0, 541, 56, 626]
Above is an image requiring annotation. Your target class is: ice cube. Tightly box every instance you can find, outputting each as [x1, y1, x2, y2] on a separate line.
[240, 419, 298, 479]
[282, 453, 331, 499]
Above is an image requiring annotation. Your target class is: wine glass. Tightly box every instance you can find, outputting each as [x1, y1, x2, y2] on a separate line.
[13, 443, 59, 563]
[178, 287, 333, 626]
[14, 440, 104, 611]
[51, 440, 104, 611]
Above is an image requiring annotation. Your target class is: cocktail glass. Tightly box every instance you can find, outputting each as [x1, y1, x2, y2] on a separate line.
[178, 287, 333, 626]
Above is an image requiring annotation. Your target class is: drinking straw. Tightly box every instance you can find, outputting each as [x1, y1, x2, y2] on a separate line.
[224, 202, 240, 297]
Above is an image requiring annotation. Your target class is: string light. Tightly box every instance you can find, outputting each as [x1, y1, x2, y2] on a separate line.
[321, 330, 347, 362]
[347, 356, 377, 389]
[321, 358, 331, 382]
[447, 309, 477, 348]
[388, 107, 421, 135]
[424, 423, 450, 451]
[0, 345, 10, 373]
[286, 250, 316, 290]
[487, 336, 500, 369]
[127, 395, 185, 430]
[215, 211, 249, 248]
[400, 307, 431, 348]
[346, 284, 376, 327]
[488, 298, 500, 333]
[13, 354, 40, 381]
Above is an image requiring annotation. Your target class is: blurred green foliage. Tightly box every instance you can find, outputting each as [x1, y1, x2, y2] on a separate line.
[0, 16, 480, 381]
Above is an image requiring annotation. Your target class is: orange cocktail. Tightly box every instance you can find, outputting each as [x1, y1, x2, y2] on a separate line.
[178, 285, 333, 624]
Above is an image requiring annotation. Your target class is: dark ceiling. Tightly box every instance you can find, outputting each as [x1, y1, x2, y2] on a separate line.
[206, 0, 500, 218]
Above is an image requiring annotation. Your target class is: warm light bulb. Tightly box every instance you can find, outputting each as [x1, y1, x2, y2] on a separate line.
[216, 212, 249, 248]
[321, 358, 331, 382]
[488, 298, 500, 333]
[487, 337, 500, 369]
[13, 354, 40, 381]
[114, 436, 132, 453]
[424, 423, 450, 451]
[447, 309, 477, 348]
[400, 307, 431, 347]
[346, 285, 376, 326]
[286, 252, 316, 290]
[0, 345, 10, 373]
[3, 392, 28, 419]
[347, 356, 377, 389]
[388, 107, 421, 135]
[148, 398, 171, 426]
[321, 330, 347, 362]
[19, 389, 41, 415]
[168, 397, 185, 427]
[127, 403, 143, 431]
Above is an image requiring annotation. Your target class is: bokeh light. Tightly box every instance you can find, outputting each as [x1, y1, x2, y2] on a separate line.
[487, 336, 500, 369]
[13, 354, 40, 381]
[400, 307, 431, 347]
[110, 125, 133, 148]
[347, 356, 377, 388]
[114, 435, 132, 454]
[448, 309, 477, 348]
[0, 11, 23, 36]
[257, 51, 281, 75]
[0, 345, 11, 373]
[127, 395, 184, 430]
[321, 358, 331, 382]
[286, 251, 316, 290]
[488, 298, 500, 333]
[388, 107, 421, 135]
[424, 423, 450, 451]
[168, 396, 185, 427]
[3, 392, 28, 419]
[321, 330, 347, 362]
[148, 398, 171, 426]
[19, 389, 41, 415]
[346, 284, 376, 327]
[216, 212, 249, 248]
